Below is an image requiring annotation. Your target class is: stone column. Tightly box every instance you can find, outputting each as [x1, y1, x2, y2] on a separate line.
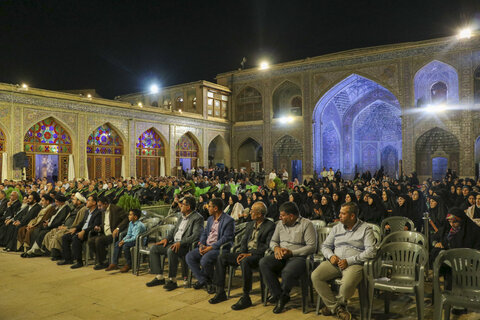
[303, 72, 313, 177]
[459, 51, 474, 177]
[263, 80, 272, 172]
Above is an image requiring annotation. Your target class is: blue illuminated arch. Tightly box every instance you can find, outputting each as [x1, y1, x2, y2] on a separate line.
[414, 60, 459, 107]
[313, 74, 402, 177]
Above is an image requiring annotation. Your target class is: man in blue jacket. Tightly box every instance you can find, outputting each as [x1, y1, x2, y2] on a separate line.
[186, 197, 234, 293]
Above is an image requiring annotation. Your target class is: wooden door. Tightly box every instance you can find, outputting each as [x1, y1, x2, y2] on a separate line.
[88, 156, 122, 179]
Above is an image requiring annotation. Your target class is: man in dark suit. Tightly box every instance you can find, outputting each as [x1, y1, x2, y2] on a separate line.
[2, 192, 42, 251]
[89, 196, 128, 269]
[145, 196, 204, 291]
[209, 201, 275, 309]
[0, 190, 9, 218]
[25, 193, 71, 257]
[186, 198, 234, 292]
[58, 195, 101, 268]
[0, 191, 21, 225]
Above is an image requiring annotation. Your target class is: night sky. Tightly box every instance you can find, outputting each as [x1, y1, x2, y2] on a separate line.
[1, 0, 479, 98]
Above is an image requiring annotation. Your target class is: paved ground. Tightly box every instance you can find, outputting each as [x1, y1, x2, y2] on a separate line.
[1, 251, 479, 320]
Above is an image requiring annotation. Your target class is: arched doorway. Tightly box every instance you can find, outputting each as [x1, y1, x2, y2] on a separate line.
[273, 135, 303, 182]
[136, 128, 166, 177]
[24, 117, 72, 181]
[87, 124, 123, 179]
[272, 81, 302, 118]
[208, 135, 230, 168]
[474, 136, 480, 178]
[415, 127, 460, 179]
[176, 133, 199, 173]
[414, 60, 459, 107]
[237, 138, 262, 172]
[313, 74, 402, 178]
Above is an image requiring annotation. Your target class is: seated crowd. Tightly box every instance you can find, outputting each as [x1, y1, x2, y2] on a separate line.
[1, 166, 480, 319]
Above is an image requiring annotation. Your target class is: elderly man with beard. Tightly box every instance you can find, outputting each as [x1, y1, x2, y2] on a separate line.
[23, 194, 71, 257]
[42, 192, 88, 261]
[311, 202, 376, 320]
[18, 194, 56, 254]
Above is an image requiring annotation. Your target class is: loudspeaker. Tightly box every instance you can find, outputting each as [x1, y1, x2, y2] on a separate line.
[13, 152, 28, 169]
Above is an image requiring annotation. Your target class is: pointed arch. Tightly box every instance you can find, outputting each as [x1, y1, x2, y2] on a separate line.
[208, 134, 231, 167]
[313, 74, 401, 177]
[235, 86, 263, 121]
[176, 132, 200, 174]
[86, 123, 124, 179]
[273, 135, 303, 181]
[136, 127, 167, 177]
[23, 117, 73, 181]
[415, 127, 460, 178]
[414, 60, 459, 107]
[272, 80, 302, 118]
[237, 137, 263, 172]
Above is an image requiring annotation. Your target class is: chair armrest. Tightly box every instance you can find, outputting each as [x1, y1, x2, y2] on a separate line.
[230, 244, 241, 253]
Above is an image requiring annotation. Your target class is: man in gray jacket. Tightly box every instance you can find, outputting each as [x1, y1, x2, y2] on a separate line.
[146, 196, 203, 291]
[311, 202, 377, 320]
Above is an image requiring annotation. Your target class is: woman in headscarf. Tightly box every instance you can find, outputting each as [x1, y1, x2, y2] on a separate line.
[465, 193, 480, 228]
[319, 195, 335, 223]
[224, 195, 244, 221]
[238, 196, 254, 223]
[460, 191, 477, 211]
[392, 194, 417, 227]
[428, 195, 449, 241]
[331, 191, 343, 219]
[237, 192, 248, 209]
[289, 192, 306, 218]
[310, 193, 323, 220]
[196, 194, 209, 220]
[344, 191, 357, 204]
[360, 193, 385, 225]
[411, 189, 427, 231]
[381, 189, 397, 216]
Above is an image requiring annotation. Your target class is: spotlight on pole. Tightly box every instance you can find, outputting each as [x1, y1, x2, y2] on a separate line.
[259, 61, 270, 70]
[149, 84, 159, 94]
[458, 27, 473, 39]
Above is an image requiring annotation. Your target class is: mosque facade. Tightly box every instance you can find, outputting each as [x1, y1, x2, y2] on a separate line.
[1, 35, 480, 181]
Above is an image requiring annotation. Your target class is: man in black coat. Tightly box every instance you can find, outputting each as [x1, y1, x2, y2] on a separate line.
[58, 195, 101, 268]
[2, 192, 42, 251]
[25, 193, 70, 257]
[209, 201, 275, 310]
[0, 191, 21, 225]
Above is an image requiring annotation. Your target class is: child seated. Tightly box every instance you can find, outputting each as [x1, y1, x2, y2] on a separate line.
[106, 209, 146, 273]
